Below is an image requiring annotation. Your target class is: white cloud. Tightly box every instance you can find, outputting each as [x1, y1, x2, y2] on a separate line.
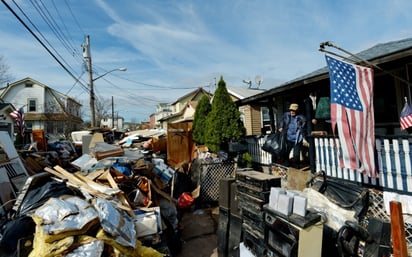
[1, 0, 412, 122]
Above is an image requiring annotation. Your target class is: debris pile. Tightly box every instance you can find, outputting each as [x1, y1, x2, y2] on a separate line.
[0, 131, 198, 257]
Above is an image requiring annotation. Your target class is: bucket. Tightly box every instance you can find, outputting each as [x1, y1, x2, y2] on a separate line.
[177, 192, 194, 209]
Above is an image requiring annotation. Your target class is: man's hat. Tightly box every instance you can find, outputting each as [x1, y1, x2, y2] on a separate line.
[289, 103, 299, 111]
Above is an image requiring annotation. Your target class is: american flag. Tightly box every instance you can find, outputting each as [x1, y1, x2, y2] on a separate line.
[400, 101, 412, 130]
[10, 107, 25, 137]
[325, 55, 376, 177]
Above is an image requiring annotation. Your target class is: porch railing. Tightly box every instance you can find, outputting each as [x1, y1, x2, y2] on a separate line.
[245, 135, 272, 166]
[246, 134, 412, 195]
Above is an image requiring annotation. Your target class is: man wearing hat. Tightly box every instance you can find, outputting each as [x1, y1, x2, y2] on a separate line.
[278, 103, 307, 168]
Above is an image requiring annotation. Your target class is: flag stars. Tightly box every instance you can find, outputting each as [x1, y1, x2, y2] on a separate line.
[327, 57, 364, 112]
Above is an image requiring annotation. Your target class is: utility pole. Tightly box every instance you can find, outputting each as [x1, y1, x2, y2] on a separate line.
[82, 36, 126, 128]
[82, 35, 95, 127]
[112, 96, 114, 129]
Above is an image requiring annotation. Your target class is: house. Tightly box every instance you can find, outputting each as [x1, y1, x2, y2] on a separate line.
[0, 78, 83, 138]
[100, 115, 124, 130]
[0, 103, 16, 137]
[158, 88, 212, 128]
[227, 86, 266, 135]
[237, 38, 412, 137]
[154, 103, 173, 128]
[237, 37, 412, 197]
[149, 113, 156, 128]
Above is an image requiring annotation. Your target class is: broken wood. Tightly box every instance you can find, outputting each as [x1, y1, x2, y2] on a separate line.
[44, 167, 102, 197]
[86, 169, 106, 181]
[390, 201, 408, 257]
[93, 148, 124, 160]
[45, 166, 135, 218]
[54, 166, 119, 195]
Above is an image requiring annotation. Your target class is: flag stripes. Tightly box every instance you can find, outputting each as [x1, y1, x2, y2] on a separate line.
[325, 55, 377, 178]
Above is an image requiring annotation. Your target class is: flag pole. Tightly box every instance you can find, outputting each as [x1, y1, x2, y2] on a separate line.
[318, 47, 348, 61]
[319, 41, 412, 88]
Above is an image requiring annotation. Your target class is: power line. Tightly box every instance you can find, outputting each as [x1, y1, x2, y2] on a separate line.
[1, 0, 89, 92]
[116, 75, 201, 90]
[92, 63, 200, 90]
[63, 0, 85, 36]
[27, 0, 84, 69]
[30, 0, 75, 59]
[51, 0, 82, 58]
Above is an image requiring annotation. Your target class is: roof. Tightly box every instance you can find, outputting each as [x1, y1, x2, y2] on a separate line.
[171, 87, 211, 105]
[0, 103, 13, 110]
[3, 77, 81, 106]
[227, 86, 266, 100]
[287, 37, 412, 84]
[237, 37, 412, 105]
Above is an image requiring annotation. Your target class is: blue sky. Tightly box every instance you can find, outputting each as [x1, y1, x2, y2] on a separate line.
[1, 0, 412, 123]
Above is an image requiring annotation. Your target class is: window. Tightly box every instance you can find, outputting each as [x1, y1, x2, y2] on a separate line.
[239, 109, 245, 123]
[25, 122, 33, 129]
[57, 121, 64, 134]
[28, 99, 37, 112]
[261, 107, 270, 128]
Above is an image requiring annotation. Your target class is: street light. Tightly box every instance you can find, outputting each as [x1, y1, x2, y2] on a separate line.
[92, 67, 127, 82]
[89, 67, 127, 127]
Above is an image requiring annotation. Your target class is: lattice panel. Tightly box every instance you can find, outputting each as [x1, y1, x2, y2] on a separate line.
[200, 162, 235, 202]
[364, 189, 412, 255]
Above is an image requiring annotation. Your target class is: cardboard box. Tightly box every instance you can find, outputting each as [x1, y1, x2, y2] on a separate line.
[286, 167, 312, 191]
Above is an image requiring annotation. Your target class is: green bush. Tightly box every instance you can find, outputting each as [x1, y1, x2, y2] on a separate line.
[192, 94, 211, 145]
[204, 76, 245, 152]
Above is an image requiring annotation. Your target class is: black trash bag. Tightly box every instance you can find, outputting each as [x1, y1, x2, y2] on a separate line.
[17, 180, 75, 217]
[261, 131, 286, 156]
[0, 215, 35, 257]
[173, 171, 196, 199]
[308, 171, 369, 220]
[217, 150, 229, 161]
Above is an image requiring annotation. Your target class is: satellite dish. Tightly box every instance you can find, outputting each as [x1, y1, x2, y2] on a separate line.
[255, 75, 263, 88]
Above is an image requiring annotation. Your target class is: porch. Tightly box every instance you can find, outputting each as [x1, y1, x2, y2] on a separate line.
[246, 134, 412, 250]
[246, 134, 412, 195]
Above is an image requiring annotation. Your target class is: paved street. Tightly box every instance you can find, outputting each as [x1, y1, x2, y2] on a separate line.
[176, 207, 219, 257]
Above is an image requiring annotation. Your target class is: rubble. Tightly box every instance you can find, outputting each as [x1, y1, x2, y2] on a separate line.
[0, 130, 196, 257]
[5, 128, 401, 257]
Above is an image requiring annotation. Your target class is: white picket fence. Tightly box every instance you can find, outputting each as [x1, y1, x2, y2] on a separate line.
[245, 136, 272, 166]
[246, 135, 412, 195]
[314, 136, 412, 194]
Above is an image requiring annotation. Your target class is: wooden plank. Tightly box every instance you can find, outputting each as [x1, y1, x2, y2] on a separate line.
[44, 167, 101, 197]
[64, 168, 119, 196]
[93, 148, 124, 160]
[115, 191, 135, 218]
[98, 170, 119, 189]
[390, 201, 408, 257]
[45, 166, 135, 217]
[86, 169, 106, 181]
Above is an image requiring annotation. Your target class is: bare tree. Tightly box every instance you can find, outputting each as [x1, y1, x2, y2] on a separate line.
[95, 97, 111, 127]
[0, 55, 13, 86]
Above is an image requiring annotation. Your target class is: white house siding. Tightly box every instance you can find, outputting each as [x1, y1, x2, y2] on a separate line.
[3, 83, 45, 112]
[2, 78, 82, 137]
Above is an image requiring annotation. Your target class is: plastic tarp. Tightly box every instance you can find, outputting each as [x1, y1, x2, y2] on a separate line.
[65, 238, 105, 257]
[31, 196, 99, 243]
[92, 197, 137, 248]
[302, 188, 357, 231]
